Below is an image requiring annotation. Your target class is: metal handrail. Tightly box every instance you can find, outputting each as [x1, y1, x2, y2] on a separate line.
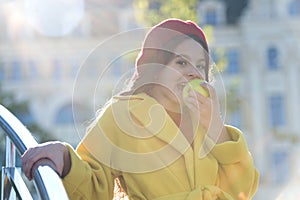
[0, 105, 69, 200]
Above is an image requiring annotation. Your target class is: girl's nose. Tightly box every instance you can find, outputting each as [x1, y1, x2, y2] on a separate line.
[187, 73, 200, 79]
[186, 67, 204, 80]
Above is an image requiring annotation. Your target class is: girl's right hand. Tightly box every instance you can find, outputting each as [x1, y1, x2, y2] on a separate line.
[21, 141, 71, 180]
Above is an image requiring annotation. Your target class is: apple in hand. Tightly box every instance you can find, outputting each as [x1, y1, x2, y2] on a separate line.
[182, 79, 209, 99]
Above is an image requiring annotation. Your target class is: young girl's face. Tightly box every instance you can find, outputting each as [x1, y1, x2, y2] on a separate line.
[154, 38, 208, 111]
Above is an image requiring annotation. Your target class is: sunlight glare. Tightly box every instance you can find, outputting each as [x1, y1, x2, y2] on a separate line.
[24, 0, 84, 37]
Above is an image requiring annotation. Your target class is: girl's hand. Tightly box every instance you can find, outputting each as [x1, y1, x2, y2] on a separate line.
[183, 81, 231, 143]
[21, 141, 70, 180]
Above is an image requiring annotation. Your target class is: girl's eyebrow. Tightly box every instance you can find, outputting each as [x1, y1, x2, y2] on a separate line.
[175, 54, 206, 63]
[175, 54, 189, 59]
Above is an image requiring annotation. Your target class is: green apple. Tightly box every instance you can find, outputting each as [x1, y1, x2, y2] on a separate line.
[182, 79, 209, 99]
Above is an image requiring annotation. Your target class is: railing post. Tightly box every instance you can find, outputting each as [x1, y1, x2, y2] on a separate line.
[1, 136, 17, 200]
[1, 167, 5, 200]
[6, 136, 16, 168]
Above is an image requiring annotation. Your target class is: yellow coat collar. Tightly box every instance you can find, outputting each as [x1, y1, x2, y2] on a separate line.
[113, 93, 191, 154]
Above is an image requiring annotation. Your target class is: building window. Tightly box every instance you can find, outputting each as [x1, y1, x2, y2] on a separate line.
[11, 60, 22, 81]
[210, 48, 227, 71]
[0, 69, 4, 80]
[72, 25, 84, 37]
[111, 57, 123, 77]
[28, 60, 38, 79]
[55, 103, 91, 125]
[55, 104, 73, 124]
[229, 108, 243, 129]
[0, 63, 4, 81]
[53, 60, 62, 80]
[271, 150, 289, 183]
[288, 0, 300, 16]
[268, 95, 286, 128]
[210, 50, 217, 63]
[226, 49, 240, 74]
[267, 47, 279, 70]
[70, 59, 79, 79]
[205, 9, 218, 25]
[16, 111, 35, 127]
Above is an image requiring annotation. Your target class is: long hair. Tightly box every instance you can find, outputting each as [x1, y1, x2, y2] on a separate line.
[112, 33, 211, 200]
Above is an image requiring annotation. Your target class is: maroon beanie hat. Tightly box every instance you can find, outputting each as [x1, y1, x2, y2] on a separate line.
[133, 18, 209, 80]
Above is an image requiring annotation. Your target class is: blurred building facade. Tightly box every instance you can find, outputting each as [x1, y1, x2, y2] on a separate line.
[198, 0, 300, 199]
[0, 0, 300, 199]
[0, 0, 140, 143]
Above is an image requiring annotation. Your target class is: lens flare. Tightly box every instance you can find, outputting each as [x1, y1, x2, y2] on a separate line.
[24, 0, 84, 37]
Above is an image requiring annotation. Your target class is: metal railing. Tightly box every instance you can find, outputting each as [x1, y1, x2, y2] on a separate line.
[0, 105, 69, 200]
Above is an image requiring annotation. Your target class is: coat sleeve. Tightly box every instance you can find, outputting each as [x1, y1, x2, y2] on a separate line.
[62, 105, 117, 200]
[209, 125, 259, 199]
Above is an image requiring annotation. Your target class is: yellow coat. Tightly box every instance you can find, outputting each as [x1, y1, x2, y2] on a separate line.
[62, 93, 259, 200]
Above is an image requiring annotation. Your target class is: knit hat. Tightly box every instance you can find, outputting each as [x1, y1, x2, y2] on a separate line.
[133, 18, 209, 80]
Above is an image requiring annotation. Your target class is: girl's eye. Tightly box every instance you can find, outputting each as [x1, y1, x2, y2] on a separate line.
[176, 60, 188, 66]
[196, 65, 206, 70]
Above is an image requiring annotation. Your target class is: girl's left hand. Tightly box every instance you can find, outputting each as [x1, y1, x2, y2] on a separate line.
[183, 81, 230, 143]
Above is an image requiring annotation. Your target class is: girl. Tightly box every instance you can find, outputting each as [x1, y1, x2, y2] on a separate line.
[22, 18, 259, 200]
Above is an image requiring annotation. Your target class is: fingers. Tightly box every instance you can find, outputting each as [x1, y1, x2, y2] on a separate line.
[183, 82, 221, 130]
[21, 142, 67, 180]
[184, 85, 212, 110]
[200, 81, 217, 100]
[30, 158, 58, 179]
[22, 147, 42, 180]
